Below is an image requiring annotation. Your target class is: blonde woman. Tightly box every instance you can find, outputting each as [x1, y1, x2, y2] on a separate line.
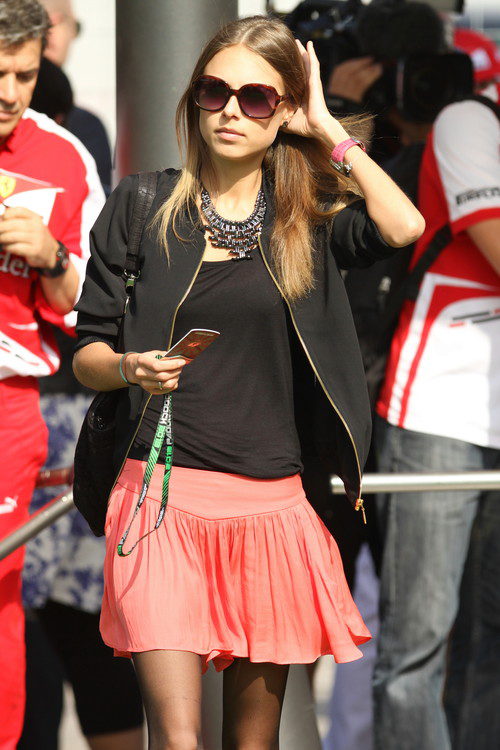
[73, 15, 424, 750]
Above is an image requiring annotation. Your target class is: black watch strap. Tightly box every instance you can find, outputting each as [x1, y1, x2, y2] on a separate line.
[36, 241, 70, 278]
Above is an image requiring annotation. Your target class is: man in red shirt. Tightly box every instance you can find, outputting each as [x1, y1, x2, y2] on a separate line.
[0, 2, 104, 746]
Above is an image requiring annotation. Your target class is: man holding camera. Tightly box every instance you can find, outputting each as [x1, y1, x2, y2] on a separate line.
[374, 27, 500, 750]
[0, 1, 103, 745]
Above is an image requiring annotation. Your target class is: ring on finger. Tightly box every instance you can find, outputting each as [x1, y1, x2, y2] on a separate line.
[157, 380, 164, 390]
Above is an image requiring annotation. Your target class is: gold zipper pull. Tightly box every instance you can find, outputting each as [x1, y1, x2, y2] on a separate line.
[355, 498, 367, 525]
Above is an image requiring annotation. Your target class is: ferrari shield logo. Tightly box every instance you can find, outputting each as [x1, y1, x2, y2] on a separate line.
[0, 176, 16, 199]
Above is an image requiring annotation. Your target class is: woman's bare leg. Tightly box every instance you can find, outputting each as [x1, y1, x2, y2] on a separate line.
[132, 650, 202, 750]
[222, 658, 290, 750]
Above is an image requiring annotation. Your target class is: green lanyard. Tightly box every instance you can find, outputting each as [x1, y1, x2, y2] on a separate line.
[117, 392, 173, 557]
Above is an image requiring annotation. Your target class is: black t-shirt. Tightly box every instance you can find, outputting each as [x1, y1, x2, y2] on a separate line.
[129, 250, 303, 479]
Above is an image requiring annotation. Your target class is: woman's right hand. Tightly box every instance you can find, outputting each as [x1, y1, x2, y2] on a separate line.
[123, 350, 188, 395]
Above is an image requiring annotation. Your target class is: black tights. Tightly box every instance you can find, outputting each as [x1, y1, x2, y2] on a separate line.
[133, 650, 289, 750]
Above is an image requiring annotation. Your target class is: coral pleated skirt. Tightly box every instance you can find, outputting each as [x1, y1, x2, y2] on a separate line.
[100, 458, 370, 673]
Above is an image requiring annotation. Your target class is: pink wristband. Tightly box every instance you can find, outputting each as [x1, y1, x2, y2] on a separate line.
[331, 138, 366, 164]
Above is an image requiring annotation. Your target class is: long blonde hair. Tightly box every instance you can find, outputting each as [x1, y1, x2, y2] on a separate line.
[153, 15, 370, 300]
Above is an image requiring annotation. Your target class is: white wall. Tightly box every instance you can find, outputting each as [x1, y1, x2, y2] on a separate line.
[239, 0, 267, 14]
[63, 0, 115, 146]
[239, 1, 298, 13]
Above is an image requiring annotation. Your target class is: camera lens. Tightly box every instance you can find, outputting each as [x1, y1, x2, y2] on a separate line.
[409, 64, 443, 119]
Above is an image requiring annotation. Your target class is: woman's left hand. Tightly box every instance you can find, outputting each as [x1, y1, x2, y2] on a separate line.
[285, 40, 347, 143]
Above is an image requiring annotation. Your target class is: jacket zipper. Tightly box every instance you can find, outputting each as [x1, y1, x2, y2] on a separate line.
[257, 236, 366, 523]
[106, 253, 205, 504]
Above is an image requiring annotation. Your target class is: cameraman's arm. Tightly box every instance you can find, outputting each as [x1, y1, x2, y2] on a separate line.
[467, 219, 500, 276]
[326, 57, 382, 114]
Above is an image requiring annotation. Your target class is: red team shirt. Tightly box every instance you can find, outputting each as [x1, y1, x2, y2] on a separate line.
[0, 108, 104, 380]
[0, 109, 103, 749]
[378, 98, 500, 448]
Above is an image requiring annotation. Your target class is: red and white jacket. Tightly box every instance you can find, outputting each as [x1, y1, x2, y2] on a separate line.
[377, 97, 500, 448]
[0, 108, 105, 380]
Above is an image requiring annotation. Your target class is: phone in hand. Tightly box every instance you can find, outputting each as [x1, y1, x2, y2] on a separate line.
[163, 328, 220, 361]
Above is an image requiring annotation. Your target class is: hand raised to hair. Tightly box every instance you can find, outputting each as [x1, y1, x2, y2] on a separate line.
[285, 40, 348, 142]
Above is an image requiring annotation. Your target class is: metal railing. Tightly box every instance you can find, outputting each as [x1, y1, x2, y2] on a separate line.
[331, 471, 500, 494]
[0, 469, 75, 561]
[2, 470, 500, 562]
[35, 467, 73, 489]
[0, 490, 75, 561]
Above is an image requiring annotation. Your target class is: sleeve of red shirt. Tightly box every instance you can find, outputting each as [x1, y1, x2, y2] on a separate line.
[433, 99, 500, 236]
[34, 136, 105, 335]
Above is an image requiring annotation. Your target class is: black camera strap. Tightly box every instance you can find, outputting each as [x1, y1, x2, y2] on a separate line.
[469, 94, 500, 122]
[375, 224, 452, 353]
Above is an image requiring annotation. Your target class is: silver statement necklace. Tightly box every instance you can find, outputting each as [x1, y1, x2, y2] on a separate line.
[201, 186, 266, 260]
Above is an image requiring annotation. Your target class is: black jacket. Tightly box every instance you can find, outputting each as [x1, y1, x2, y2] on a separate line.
[75, 169, 396, 511]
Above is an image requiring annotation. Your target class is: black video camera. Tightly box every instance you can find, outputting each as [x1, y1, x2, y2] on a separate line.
[285, 0, 474, 122]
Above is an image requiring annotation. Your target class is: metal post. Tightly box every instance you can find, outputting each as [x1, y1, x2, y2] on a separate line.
[116, 0, 238, 178]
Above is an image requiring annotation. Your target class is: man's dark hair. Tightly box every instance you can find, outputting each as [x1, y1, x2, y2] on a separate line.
[0, 0, 51, 51]
[356, 0, 446, 59]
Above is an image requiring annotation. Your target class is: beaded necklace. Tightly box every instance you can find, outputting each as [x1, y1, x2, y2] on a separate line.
[201, 186, 266, 260]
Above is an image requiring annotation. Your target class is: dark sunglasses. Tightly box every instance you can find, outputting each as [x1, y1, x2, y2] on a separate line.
[193, 75, 289, 119]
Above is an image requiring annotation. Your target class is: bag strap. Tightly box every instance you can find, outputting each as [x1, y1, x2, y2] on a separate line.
[403, 224, 453, 301]
[469, 94, 500, 122]
[115, 172, 158, 351]
[123, 171, 159, 294]
[377, 223, 452, 350]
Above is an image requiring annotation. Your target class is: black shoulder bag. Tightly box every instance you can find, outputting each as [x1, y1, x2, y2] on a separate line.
[73, 172, 158, 537]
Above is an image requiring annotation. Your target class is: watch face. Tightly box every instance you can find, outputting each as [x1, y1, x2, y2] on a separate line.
[37, 244, 70, 277]
[56, 244, 69, 269]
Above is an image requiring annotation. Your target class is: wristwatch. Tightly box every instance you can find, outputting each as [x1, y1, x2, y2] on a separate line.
[329, 138, 366, 177]
[36, 241, 70, 278]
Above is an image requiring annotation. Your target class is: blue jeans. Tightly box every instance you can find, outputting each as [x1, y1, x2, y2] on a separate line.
[444, 489, 500, 750]
[373, 417, 500, 750]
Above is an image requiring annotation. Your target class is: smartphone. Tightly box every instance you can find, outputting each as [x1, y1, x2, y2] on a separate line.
[163, 328, 220, 361]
